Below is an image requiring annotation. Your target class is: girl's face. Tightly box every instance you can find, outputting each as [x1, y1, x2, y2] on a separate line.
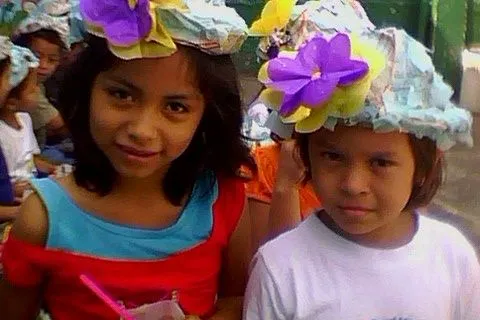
[308, 125, 416, 241]
[89, 49, 206, 180]
[30, 37, 61, 83]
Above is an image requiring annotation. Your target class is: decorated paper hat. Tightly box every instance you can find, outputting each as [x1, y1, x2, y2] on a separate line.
[0, 36, 12, 62]
[9, 44, 39, 88]
[14, 0, 71, 50]
[0, 36, 38, 89]
[244, 0, 377, 140]
[250, 0, 473, 151]
[79, 0, 249, 60]
[68, 0, 86, 44]
[250, 0, 375, 60]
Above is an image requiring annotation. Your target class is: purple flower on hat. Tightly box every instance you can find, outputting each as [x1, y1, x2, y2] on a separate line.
[265, 33, 369, 115]
[80, 0, 152, 46]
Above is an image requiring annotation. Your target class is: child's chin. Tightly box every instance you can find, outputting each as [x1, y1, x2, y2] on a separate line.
[331, 216, 379, 236]
[38, 74, 51, 84]
[339, 224, 377, 236]
[118, 168, 158, 179]
[114, 163, 163, 180]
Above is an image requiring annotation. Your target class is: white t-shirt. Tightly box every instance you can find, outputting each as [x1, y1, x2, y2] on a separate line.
[0, 112, 40, 182]
[244, 213, 480, 320]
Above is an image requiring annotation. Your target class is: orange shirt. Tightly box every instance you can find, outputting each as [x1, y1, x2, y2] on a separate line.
[246, 143, 321, 218]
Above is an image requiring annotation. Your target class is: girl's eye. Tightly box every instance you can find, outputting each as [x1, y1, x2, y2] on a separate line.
[321, 151, 343, 162]
[371, 158, 395, 168]
[165, 102, 188, 114]
[107, 88, 134, 102]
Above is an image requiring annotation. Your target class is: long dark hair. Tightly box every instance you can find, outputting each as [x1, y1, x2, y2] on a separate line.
[58, 36, 254, 205]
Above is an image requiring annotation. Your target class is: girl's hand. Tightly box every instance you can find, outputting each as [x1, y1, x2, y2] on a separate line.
[275, 140, 306, 191]
[13, 181, 30, 199]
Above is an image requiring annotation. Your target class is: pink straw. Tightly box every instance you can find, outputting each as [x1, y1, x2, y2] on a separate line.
[80, 274, 136, 320]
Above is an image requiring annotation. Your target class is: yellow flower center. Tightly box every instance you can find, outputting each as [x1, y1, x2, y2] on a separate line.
[312, 68, 322, 80]
[128, 0, 138, 10]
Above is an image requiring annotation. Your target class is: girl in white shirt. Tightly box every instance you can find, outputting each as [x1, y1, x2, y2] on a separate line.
[0, 42, 44, 220]
[244, 1, 479, 319]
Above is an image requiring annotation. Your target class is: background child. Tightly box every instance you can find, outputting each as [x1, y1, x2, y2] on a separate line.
[0, 37, 16, 219]
[44, 0, 86, 111]
[13, 0, 69, 150]
[0, 1, 254, 319]
[244, 1, 479, 319]
[0, 41, 44, 220]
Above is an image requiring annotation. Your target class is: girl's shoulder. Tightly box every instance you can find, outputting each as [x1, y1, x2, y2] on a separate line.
[418, 215, 478, 265]
[9, 175, 83, 247]
[15, 112, 33, 127]
[10, 189, 49, 246]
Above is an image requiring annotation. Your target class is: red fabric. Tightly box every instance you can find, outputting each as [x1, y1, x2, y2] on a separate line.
[1, 176, 245, 319]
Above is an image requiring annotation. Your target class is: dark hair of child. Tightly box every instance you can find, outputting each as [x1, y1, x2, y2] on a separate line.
[14, 29, 66, 51]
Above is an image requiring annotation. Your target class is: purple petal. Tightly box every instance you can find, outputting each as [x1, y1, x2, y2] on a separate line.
[269, 78, 311, 95]
[337, 59, 369, 85]
[297, 36, 329, 73]
[323, 33, 352, 73]
[279, 93, 302, 115]
[300, 77, 339, 106]
[268, 57, 312, 81]
[80, 0, 152, 46]
[103, 18, 151, 46]
[81, 0, 122, 24]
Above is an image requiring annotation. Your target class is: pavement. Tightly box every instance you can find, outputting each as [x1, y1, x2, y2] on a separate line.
[239, 76, 480, 252]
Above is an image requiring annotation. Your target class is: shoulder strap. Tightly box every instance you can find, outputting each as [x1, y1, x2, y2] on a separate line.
[29, 178, 74, 248]
[211, 176, 246, 247]
[29, 178, 67, 210]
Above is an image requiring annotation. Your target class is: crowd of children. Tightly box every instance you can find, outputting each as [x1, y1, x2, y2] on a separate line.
[0, 0, 74, 223]
[0, 0, 478, 319]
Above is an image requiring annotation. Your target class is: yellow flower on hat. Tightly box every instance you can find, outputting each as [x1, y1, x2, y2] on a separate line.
[249, 0, 296, 36]
[128, 0, 138, 10]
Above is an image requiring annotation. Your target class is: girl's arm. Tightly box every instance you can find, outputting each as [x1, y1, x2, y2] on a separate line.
[208, 199, 252, 320]
[248, 199, 270, 253]
[266, 182, 301, 242]
[0, 204, 19, 221]
[249, 141, 304, 251]
[243, 254, 287, 320]
[249, 187, 301, 254]
[267, 141, 304, 240]
[0, 193, 48, 319]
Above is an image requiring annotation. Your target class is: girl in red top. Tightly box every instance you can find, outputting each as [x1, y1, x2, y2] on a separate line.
[0, 0, 255, 319]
